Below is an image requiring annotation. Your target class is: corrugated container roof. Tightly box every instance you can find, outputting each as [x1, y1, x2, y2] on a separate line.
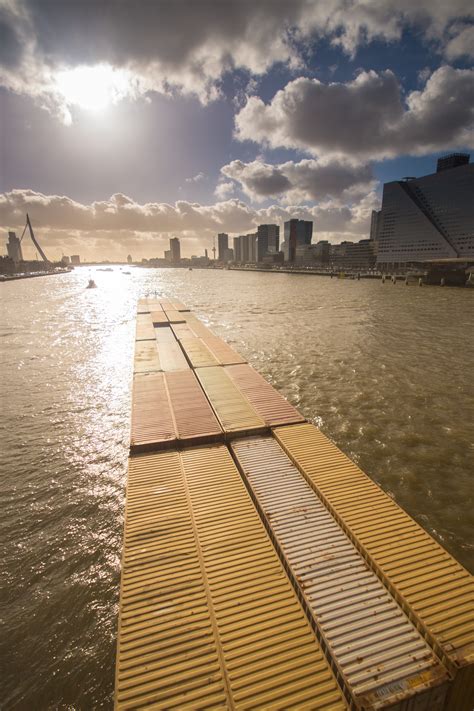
[115, 446, 347, 710]
[165, 370, 221, 442]
[149, 310, 169, 327]
[195, 366, 266, 435]
[153, 325, 176, 344]
[200, 333, 247, 366]
[133, 340, 161, 374]
[145, 300, 164, 310]
[162, 308, 186, 323]
[137, 298, 150, 314]
[170, 299, 189, 311]
[130, 373, 175, 450]
[274, 423, 474, 709]
[135, 313, 156, 341]
[131, 371, 222, 451]
[182, 313, 212, 337]
[226, 364, 305, 426]
[180, 336, 219, 368]
[157, 340, 189, 372]
[170, 322, 196, 340]
[232, 436, 450, 710]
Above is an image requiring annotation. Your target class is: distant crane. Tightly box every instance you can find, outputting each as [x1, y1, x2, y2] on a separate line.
[19, 213, 49, 263]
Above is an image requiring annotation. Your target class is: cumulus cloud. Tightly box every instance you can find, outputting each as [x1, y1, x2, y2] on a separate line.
[445, 24, 474, 60]
[1, 188, 376, 259]
[1, 0, 472, 121]
[221, 158, 374, 202]
[235, 66, 474, 160]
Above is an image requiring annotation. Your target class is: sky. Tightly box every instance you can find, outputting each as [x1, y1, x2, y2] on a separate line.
[0, 0, 473, 261]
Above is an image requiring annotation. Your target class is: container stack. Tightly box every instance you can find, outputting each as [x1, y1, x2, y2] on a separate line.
[115, 297, 474, 711]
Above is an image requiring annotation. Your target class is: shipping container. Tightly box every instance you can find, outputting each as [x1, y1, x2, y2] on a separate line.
[200, 333, 247, 366]
[145, 300, 164, 310]
[274, 423, 474, 711]
[149, 310, 169, 327]
[115, 447, 347, 709]
[131, 371, 222, 451]
[179, 336, 219, 368]
[226, 364, 305, 426]
[195, 366, 266, 435]
[165, 370, 222, 443]
[170, 322, 195, 340]
[182, 312, 213, 338]
[137, 298, 150, 314]
[170, 299, 189, 311]
[130, 373, 175, 450]
[162, 308, 186, 323]
[133, 340, 161, 374]
[156, 340, 189, 371]
[232, 436, 450, 710]
[135, 313, 156, 341]
[153, 325, 176, 344]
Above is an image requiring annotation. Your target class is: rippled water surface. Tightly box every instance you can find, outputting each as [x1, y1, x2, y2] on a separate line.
[1, 266, 473, 709]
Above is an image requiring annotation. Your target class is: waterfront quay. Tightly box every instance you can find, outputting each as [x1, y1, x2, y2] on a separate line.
[116, 298, 474, 710]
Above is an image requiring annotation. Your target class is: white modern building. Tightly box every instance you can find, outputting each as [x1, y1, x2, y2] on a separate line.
[376, 154, 474, 267]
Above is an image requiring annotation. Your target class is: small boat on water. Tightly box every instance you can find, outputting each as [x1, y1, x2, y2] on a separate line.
[86, 279, 97, 289]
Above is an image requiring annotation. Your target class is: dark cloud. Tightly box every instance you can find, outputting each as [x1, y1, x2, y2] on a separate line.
[235, 67, 474, 160]
[1, 1, 472, 118]
[221, 159, 374, 201]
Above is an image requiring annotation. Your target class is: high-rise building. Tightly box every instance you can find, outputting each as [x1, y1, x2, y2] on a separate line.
[376, 156, 474, 267]
[170, 237, 181, 263]
[70, 255, 80, 264]
[233, 236, 242, 262]
[127, 254, 132, 264]
[6, 232, 23, 263]
[283, 219, 313, 262]
[436, 153, 470, 173]
[217, 233, 228, 261]
[257, 224, 279, 262]
[370, 210, 381, 242]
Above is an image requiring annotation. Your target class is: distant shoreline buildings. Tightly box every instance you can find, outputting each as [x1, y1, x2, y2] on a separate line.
[4, 155, 472, 274]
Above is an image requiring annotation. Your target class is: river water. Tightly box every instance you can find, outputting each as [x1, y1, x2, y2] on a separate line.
[1, 265, 473, 709]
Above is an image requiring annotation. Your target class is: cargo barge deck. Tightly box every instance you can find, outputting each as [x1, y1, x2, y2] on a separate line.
[115, 297, 474, 710]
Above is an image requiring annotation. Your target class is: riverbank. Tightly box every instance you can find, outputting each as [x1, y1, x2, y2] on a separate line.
[0, 269, 71, 282]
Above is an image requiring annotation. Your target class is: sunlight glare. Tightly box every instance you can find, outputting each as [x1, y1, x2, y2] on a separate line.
[55, 64, 132, 112]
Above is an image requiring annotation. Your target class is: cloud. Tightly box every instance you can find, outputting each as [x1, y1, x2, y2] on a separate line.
[1, 188, 377, 259]
[185, 172, 205, 183]
[235, 66, 474, 160]
[445, 24, 474, 60]
[1, 0, 472, 121]
[214, 181, 235, 200]
[221, 158, 374, 202]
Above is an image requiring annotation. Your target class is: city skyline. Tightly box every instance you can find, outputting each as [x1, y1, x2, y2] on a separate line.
[1, 1, 473, 260]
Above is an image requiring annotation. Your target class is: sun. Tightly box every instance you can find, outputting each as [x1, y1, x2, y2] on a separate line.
[55, 64, 131, 112]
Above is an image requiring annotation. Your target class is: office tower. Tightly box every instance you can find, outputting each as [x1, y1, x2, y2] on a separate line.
[70, 255, 81, 264]
[233, 236, 242, 262]
[370, 210, 382, 242]
[6, 232, 23, 263]
[257, 224, 279, 262]
[217, 233, 228, 262]
[377, 156, 474, 267]
[170, 237, 181, 263]
[436, 153, 470, 173]
[296, 220, 313, 246]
